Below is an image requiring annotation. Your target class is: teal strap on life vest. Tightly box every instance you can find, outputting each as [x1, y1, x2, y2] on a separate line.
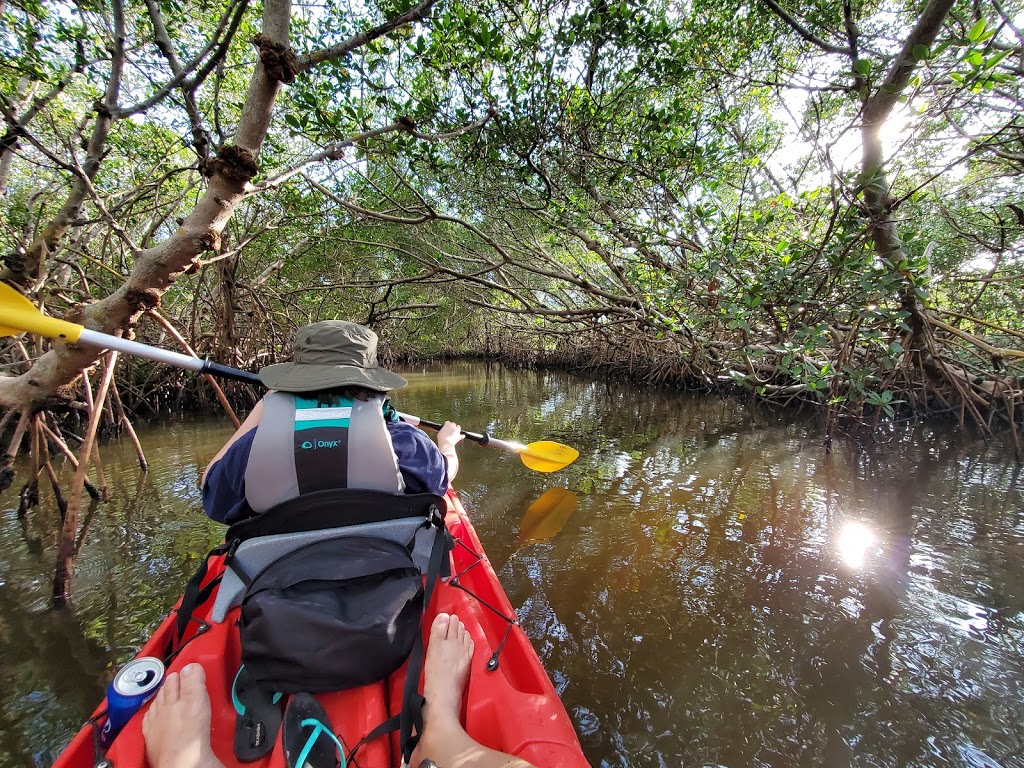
[292, 396, 353, 494]
[293, 395, 353, 431]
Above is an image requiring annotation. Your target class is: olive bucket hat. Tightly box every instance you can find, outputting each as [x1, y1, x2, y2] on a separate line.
[258, 320, 407, 393]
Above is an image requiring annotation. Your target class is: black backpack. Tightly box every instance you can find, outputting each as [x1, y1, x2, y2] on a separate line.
[239, 534, 425, 692]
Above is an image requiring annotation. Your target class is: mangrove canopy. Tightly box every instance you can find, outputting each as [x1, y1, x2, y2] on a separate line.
[1, 0, 1023, 595]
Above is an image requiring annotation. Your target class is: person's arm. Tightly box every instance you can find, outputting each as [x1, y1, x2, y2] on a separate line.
[201, 429, 257, 524]
[435, 421, 465, 483]
[389, 421, 448, 494]
[202, 399, 264, 487]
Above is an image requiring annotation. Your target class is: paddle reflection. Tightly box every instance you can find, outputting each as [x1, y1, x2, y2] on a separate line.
[516, 487, 578, 547]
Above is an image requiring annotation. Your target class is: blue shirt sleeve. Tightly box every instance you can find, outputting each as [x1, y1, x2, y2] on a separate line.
[388, 422, 449, 496]
[202, 429, 256, 525]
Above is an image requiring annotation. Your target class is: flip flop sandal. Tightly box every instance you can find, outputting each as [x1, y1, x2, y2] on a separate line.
[283, 693, 344, 768]
[232, 665, 284, 762]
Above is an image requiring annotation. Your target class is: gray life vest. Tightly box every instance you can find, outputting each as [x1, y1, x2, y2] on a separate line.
[244, 391, 405, 512]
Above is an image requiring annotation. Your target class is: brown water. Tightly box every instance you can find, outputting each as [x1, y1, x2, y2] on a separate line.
[1, 364, 1022, 767]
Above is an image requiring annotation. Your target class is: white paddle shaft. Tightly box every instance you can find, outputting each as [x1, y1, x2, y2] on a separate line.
[79, 328, 206, 372]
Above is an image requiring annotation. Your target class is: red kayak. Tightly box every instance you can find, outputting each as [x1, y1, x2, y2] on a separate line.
[54, 491, 589, 767]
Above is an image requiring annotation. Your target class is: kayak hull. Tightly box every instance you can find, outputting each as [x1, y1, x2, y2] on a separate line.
[54, 491, 588, 768]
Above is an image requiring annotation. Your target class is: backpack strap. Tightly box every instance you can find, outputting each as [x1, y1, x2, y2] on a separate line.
[173, 539, 234, 646]
[399, 512, 451, 764]
[344, 712, 400, 766]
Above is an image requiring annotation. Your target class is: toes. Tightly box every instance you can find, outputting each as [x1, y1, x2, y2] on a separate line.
[161, 671, 181, 705]
[446, 615, 473, 655]
[430, 612, 451, 641]
[179, 663, 207, 699]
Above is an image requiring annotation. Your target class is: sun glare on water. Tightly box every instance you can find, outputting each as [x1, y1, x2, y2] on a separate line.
[837, 522, 876, 569]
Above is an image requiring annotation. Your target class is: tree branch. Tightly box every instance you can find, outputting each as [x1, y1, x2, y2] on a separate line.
[116, 0, 249, 120]
[253, 109, 494, 193]
[759, 0, 852, 55]
[142, 0, 210, 159]
[864, 0, 956, 126]
[0, 0, 126, 290]
[0, 0, 291, 410]
[297, 0, 438, 72]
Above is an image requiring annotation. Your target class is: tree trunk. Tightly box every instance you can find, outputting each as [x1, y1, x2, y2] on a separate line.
[859, 0, 956, 328]
[0, 0, 292, 412]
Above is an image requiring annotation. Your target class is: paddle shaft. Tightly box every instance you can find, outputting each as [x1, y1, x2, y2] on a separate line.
[81, 329, 512, 449]
[395, 412, 523, 452]
[78, 329, 263, 385]
[0, 283, 577, 470]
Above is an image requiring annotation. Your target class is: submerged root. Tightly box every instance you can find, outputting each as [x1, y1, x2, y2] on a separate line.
[1, 410, 32, 492]
[52, 351, 118, 603]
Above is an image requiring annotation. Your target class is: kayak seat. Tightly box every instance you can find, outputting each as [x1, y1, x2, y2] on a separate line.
[212, 489, 449, 623]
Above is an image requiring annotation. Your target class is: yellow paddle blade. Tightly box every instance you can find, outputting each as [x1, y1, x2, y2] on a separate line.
[518, 488, 578, 544]
[518, 440, 579, 473]
[0, 282, 83, 342]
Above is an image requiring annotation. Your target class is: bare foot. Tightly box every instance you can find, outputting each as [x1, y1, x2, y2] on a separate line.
[408, 613, 473, 766]
[424, 613, 475, 728]
[142, 663, 224, 768]
[409, 614, 538, 768]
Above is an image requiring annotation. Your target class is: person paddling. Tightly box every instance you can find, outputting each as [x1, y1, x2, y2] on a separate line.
[201, 320, 464, 523]
[173, 323, 539, 766]
[200, 319, 467, 760]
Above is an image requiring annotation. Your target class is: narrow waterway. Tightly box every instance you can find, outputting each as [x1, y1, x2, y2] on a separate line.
[1, 364, 1021, 767]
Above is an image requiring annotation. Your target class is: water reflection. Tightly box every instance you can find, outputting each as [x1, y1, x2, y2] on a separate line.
[0, 365, 1022, 767]
[439, 368, 1023, 768]
[837, 522, 876, 569]
[516, 488, 578, 547]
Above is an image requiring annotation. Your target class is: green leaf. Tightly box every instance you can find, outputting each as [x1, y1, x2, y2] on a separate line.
[912, 44, 930, 60]
[985, 49, 1012, 70]
[967, 18, 987, 43]
[854, 58, 872, 76]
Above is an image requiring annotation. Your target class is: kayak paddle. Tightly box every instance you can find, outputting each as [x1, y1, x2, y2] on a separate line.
[396, 413, 579, 473]
[0, 282, 258, 384]
[0, 283, 580, 472]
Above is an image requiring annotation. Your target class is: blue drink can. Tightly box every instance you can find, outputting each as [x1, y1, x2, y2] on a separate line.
[99, 657, 165, 749]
